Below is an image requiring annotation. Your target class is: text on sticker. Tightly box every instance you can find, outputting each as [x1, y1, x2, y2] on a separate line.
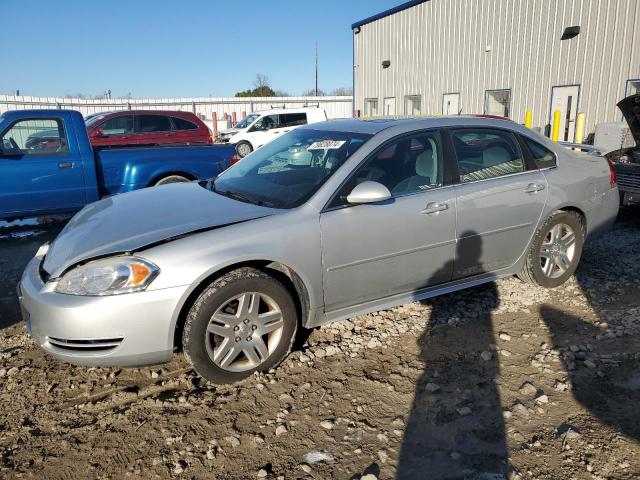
[307, 140, 347, 150]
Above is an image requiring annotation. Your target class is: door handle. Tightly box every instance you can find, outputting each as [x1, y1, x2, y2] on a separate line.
[421, 202, 449, 215]
[58, 162, 73, 169]
[524, 183, 545, 194]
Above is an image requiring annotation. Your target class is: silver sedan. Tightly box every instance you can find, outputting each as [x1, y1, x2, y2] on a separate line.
[18, 117, 619, 383]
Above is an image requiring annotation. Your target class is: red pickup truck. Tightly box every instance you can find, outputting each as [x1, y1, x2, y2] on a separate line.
[84, 110, 212, 148]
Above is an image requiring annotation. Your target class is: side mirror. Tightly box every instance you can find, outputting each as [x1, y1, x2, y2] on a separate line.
[90, 129, 104, 138]
[346, 181, 392, 204]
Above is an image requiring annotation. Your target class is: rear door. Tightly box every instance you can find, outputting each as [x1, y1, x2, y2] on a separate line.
[134, 114, 174, 145]
[278, 113, 307, 135]
[449, 127, 547, 278]
[320, 130, 457, 313]
[0, 117, 85, 217]
[170, 116, 206, 144]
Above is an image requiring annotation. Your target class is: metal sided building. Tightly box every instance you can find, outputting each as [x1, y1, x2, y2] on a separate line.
[352, 0, 640, 142]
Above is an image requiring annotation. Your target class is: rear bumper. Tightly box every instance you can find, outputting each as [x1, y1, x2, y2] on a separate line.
[587, 187, 619, 239]
[18, 255, 189, 367]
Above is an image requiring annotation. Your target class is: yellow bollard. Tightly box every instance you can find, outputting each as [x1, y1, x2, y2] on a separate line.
[574, 112, 585, 144]
[524, 110, 532, 128]
[551, 110, 561, 142]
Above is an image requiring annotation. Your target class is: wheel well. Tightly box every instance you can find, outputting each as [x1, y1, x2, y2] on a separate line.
[557, 206, 587, 229]
[149, 171, 196, 186]
[172, 260, 310, 352]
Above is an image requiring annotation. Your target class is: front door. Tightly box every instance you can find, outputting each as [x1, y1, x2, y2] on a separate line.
[383, 97, 396, 116]
[320, 130, 456, 313]
[550, 85, 580, 142]
[247, 114, 281, 148]
[0, 117, 85, 217]
[443, 93, 460, 115]
[449, 127, 547, 278]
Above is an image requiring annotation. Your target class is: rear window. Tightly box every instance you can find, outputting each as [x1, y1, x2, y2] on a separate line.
[280, 113, 307, 128]
[524, 138, 557, 169]
[137, 115, 171, 133]
[172, 117, 199, 131]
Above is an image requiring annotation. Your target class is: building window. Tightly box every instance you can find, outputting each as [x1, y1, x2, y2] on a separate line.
[364, 98, 379, 117]
[405, 95, 422, 116]
[626, 79, 640, 96]
[484, 89, 511, 118]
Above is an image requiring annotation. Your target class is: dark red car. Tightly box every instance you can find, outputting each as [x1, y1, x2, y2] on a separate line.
[85, 110, 212, 148]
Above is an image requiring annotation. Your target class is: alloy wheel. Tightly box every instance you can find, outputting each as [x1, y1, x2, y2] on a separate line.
[539, 223, 576, 279]
[205, 292, 284, 372]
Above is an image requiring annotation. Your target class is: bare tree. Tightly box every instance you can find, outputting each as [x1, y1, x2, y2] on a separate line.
[302, 88, 326, 97]
[253, 74, 270, 89]
[274, 90, 291, 97]
[331, 87, 353, 96]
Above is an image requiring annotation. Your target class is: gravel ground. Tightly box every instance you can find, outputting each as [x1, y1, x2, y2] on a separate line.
[0, 208, 639, 480]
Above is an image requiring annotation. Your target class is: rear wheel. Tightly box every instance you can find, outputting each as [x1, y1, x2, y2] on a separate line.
[236, 141, 253, 158]
[518, 211, 585, 288]
[182, 267, 298, 384]
[153, 174, 190, 186]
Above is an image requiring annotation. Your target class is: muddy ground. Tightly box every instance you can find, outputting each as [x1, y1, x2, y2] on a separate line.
[0, 208, 639, 480]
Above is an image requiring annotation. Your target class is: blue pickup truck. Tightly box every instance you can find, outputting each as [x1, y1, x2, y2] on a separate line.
[0, 109, 235, 219]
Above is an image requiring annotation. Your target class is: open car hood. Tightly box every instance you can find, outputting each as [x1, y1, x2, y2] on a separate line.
[42, 182, 276, 278]
[618, 94, 640, 145]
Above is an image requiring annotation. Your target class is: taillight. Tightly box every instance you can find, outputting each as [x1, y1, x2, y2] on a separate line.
[230, 154, 241, 165]
[606, 158, 617, 188]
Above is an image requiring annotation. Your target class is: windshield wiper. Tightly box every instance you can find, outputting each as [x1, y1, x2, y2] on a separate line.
[217, 189, 275, 208]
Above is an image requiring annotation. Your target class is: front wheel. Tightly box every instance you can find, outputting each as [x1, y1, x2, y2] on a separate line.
[518, 211, 585, 288]
[235, 141, 253, 158]
[182, 267, 298, 384]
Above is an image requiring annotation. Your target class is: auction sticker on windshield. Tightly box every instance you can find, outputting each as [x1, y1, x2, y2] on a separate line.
[307, 140, 346, 150]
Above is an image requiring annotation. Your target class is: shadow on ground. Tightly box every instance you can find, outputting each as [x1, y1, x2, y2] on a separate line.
[0, 218, 67, 328]
[397, 232, 508, 479]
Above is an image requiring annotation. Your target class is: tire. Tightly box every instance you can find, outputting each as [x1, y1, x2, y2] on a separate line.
[154, 174, 190, 186]
[518, 211, 585, 288]
[235, 141, 253, 158]
[182, 267, 298, 384]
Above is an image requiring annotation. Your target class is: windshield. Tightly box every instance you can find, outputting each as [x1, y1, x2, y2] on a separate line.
[234, 114, 259, 129]
[85, 114, 107, 127]
[211, 128, 371, 209]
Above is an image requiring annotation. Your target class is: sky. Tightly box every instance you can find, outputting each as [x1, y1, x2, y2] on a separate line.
[0, 0, 402, 99]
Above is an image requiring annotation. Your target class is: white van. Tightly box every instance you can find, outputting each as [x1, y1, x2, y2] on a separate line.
[229, 107, 327, 157]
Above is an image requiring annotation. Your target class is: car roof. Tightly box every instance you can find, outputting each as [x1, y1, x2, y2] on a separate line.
[299, 115, 534, 136]
[252, 107, 324, 115]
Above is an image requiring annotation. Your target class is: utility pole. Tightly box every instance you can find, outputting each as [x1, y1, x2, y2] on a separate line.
[315, 42, 318, 97]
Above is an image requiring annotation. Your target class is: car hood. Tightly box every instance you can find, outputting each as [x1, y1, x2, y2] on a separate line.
[42, 182, 277, 278]
[618, 94, 640, 145]
[220, 128, 240, 135]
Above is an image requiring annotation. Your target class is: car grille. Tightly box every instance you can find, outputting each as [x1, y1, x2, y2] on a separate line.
[617, 173, 640, 193]
[47, 336, 123, 352]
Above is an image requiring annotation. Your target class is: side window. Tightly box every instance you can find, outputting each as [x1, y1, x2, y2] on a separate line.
[250, 115, 280, 131]
[172, 117, 199, 131]
[280, 113, 307, 128]
[98, 115, 134, 135]
[1, 119, 68, 156]
[136, 115, 171, 133]
[332, 131, 443, 207]
[451, 128, 524, 183]
[524, 138, 557, 169]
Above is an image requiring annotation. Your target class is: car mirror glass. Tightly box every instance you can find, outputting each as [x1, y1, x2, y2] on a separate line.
[346, 181, 392, 204]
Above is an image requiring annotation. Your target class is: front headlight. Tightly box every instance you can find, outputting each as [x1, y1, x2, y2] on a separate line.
[55, 257, 159, 296]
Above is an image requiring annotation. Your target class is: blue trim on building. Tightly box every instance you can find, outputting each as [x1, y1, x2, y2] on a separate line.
[351, 0, 429, 29]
